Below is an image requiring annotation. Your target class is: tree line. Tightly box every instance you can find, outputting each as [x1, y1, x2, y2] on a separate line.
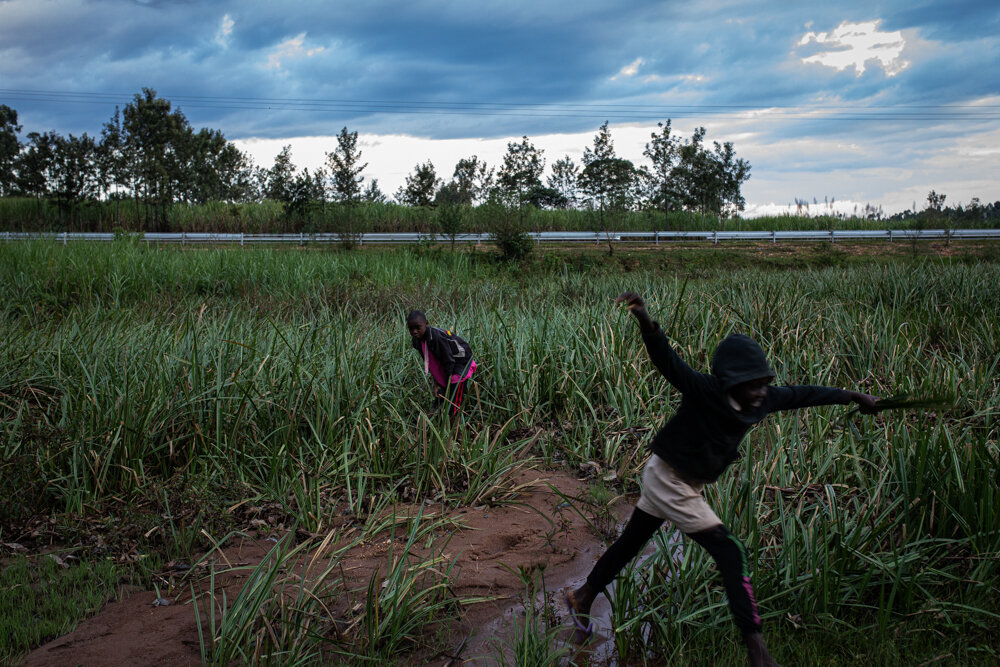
[1, 91, 257, 231]
[3, 90, 996, 250]
[887, 190, 1000, 225]
[0, 90, 751, 233]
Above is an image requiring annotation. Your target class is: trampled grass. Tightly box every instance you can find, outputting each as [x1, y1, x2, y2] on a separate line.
[1, 240, 998, 664]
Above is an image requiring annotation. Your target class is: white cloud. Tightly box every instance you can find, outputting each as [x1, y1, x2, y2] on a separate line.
[798, 20, 909, 77]
[640, 72, 706, 85]
[265, 33, 327, 71]
[215, 14, 234, 48]
[233, 110, 1000, 216]
[612, 57, 644, 80]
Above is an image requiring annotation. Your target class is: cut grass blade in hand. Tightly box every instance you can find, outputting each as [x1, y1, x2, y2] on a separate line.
[848, 393, 956, 417]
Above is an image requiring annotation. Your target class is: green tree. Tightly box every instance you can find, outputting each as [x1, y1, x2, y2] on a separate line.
[396, 161, 441, 208]
[326, 127, 367, 205]
[0, 105, 22, 196]
[283, 167, 325, 229]
[434, 181, 462, 207]
[362, 178, 386, 203]
[50, 133, 99, 226]
[673, 127, 711, 214]
[632, 165, 657, 212]
[325, 127, 370, 248]
[711, 139, 751, 217]
[484, 196, 534, 261]
[642, 120, 682, 224]
[525, 185, 568, 209]
[966, 196, 983, 222]
[216, 143, 257, 203]
[435, 199, 465, 251]
[579, 122, 638, 210]
[673, 127, 750, 218]
[926, 190, 947, 212]
[547, 155, 579, 209]
[497, 136, 544, 205]
[583, 122, 615, 163]
[15, 131, 58, 198]
[451, 155, 493, 205]
[579, 122, 638, 254]
[265, 145, 297, 202]
[121, 88, 193, 231]
[97, 107, 129, 227]
[926, 189, 950, 244]
[580, 158, 637, 210]
[178, 128, 254, 204]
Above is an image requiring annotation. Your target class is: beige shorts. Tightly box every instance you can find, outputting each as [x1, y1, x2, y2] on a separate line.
[636, 454, 721, 534]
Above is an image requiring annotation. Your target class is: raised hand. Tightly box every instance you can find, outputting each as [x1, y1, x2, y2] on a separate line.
[615, 291, 646, 311]
[616, 291, 654, 332]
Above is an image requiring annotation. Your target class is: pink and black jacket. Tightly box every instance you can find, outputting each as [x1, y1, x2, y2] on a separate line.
[410, 326, 477, 391]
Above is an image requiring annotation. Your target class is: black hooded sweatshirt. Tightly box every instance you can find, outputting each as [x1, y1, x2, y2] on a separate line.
[642, 322, 851, 483]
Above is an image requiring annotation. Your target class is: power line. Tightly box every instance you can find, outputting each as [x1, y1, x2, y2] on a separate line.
[5, 87, 1000, 110]
[2, 88, 999, 122]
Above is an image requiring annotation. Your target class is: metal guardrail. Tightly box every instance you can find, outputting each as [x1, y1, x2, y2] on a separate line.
[2, 229, 999, 245]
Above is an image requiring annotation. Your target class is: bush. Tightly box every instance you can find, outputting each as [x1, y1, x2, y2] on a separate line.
[488, 202, 534, 261]
[435, 202, 465, 251]
[328, 204, 368, 250]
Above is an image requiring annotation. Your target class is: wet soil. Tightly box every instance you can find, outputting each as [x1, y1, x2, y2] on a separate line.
[21, 468, 635, 666]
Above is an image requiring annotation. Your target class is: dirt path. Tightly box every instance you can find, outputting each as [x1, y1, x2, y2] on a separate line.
[21, 468, 634, 666]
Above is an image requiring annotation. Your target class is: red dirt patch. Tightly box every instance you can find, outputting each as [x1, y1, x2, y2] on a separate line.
[22, 468, 633, 666]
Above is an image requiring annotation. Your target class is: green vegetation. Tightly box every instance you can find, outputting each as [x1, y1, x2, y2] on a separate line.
[4, 94, 999, 241]
[0, 554, 121, 664]
[1, 241, 998, 664]
[3, 195, 1000, 235]
[0, 94, 756, 231]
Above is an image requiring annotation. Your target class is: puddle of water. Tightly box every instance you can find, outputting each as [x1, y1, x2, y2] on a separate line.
[459, 526, 685, 666]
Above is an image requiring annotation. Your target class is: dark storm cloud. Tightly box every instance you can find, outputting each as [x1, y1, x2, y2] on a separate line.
[1, 0, 998, 149]
[884, 0, 1000, 39]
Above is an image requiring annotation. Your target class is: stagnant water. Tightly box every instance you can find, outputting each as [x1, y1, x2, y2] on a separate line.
[460, 526, 684, 666]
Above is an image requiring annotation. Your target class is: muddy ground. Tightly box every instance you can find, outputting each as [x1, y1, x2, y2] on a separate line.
[20, 468, 636, 666]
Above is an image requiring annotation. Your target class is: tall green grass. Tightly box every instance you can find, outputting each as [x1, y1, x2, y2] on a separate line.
[1, 241, 998, 663]
[4, 196, 995, 233]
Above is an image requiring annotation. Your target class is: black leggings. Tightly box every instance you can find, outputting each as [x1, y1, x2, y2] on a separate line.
[585, 506, 762, 635]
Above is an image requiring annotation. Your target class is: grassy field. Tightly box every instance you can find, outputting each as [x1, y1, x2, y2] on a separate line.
[1, 241, 998, 664]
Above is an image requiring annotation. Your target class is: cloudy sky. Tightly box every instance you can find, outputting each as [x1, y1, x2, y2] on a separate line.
[2, 0, 998, 215]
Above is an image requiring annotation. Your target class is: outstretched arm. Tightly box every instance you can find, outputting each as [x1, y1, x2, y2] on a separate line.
[768, 386, 880, 413]
[616, 291, 711, 396]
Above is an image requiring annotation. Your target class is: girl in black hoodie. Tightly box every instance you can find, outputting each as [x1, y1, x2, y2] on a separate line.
[565, 292, 879, 667]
